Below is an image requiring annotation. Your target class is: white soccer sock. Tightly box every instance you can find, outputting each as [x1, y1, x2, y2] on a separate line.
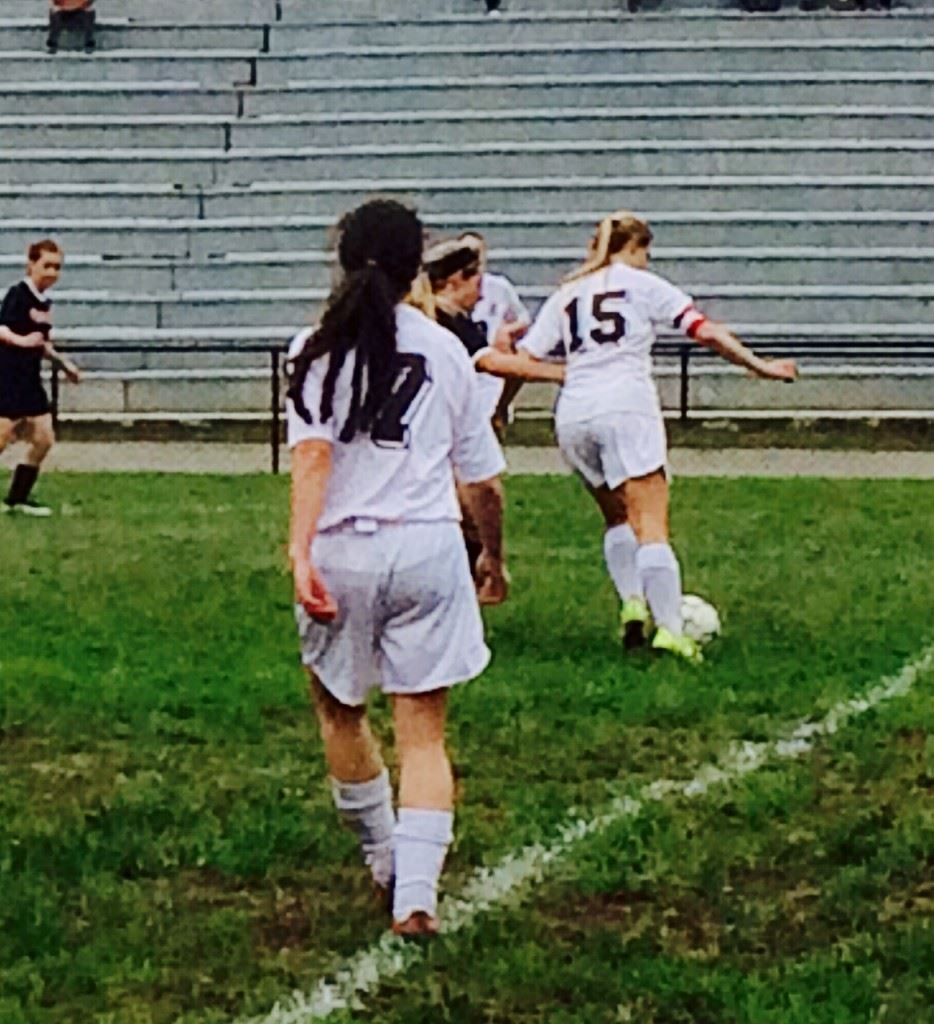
[330, 770, 396, 889]
[603, 523, 641, 602]
[392, 807, 454, 922]
[636, 543, 683, 633]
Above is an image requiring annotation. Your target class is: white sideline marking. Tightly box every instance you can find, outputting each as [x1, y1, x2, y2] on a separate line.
[240, 646, 933, 1024]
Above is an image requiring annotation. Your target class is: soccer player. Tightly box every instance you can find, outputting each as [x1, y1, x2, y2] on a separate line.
[520, 211, 797, 662]
[1, 240, 81, 517]
[456, 231, 532, 438]
[422, 237, 557, 396]
[287, 200, 507, 938]
[422, 237, 563, 585]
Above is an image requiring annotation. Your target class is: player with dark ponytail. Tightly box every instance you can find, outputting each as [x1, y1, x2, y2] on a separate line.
[287, 199, 423, 442]
[287, 199, 508, 939]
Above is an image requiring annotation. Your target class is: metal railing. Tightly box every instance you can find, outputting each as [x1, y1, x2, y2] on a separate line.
[49, 340, 934, 473]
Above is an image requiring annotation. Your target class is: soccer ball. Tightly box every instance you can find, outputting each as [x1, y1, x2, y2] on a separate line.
[681, 594, 721, 644]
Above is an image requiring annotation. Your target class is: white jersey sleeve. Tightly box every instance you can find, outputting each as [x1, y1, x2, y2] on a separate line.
[637, 271, 705, 337]
[518, 289, 567, 362]
[285, 306, 504, 531]
[498, 276, 531, 326]
[451, 360, 507, 484]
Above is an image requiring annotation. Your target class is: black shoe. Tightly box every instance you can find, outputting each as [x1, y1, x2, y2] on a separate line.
[46, 41, 58, 54]
[84, 40, 96, 54]
[622, 619, 648, 651]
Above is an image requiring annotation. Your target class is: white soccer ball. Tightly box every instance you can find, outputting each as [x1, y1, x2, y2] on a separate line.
[681, 594, 721, 644]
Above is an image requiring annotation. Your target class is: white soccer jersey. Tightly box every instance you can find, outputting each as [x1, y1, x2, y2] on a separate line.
[287, 303, 506, 532]
[520, 263, 704, 423]
[474, 273, 531, 343]
[471, 273, 532, 419]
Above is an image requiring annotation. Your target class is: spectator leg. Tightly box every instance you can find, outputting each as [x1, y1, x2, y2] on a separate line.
[47, 11, 65, 52]
[81, 10, 96, 52]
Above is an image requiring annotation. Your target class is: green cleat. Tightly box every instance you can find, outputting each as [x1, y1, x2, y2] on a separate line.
[619, 597, 650, 650]
[652, 626, 704, 664]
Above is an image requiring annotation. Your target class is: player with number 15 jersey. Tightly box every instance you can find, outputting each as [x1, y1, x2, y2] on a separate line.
[521, 210, 796, 663]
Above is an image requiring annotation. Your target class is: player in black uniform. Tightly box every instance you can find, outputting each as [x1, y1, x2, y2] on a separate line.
[0, 240, 81, 517]
[422, 238, 562, 594]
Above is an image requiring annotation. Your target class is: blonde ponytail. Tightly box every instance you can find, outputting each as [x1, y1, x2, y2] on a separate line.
[563, 210, 653, 283]
[405, 270, 437, 319]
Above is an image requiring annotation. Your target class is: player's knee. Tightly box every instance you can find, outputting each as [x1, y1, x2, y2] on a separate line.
[318, 699, 367, 741]
[310, 675, 366, 733]
[626, 504, 668, 545]
[29, 431, 54, 460]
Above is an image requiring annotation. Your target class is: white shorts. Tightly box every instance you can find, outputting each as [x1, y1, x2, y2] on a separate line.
[295, 520, 489, 706]
[557, 411, 667, 491]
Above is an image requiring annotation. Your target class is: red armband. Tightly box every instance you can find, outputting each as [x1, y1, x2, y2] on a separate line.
[674, 305, 707, 339]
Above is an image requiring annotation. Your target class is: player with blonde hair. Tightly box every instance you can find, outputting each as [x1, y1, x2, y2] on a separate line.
[520, 211, 797, 661]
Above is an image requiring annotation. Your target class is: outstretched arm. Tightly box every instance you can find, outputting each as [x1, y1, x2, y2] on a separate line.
[692, 319, 797, 382]
[476, 348, 565, 384]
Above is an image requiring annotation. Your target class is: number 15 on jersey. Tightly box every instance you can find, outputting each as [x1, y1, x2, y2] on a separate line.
[564, 290, 628, 353]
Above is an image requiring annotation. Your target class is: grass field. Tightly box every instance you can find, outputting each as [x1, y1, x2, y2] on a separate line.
[1, 472, 932, 1024]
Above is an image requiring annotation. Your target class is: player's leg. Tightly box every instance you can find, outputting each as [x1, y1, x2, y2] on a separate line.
[492, 377, 523, 439]
[4, 414, 54, 515]
[390, 688, 453, 937]
[0, 417, 17, 513]
[624, 469, 700, 663]
[379, 521, 489, 935]
[558, 417, 647, 647]
[307, 672, 396, 891]
[588, 482, 648, 648]
[296, 540, 396, 892]
[0, 416, 16, 454]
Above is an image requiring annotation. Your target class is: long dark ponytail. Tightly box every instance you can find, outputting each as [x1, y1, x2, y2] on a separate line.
[287, 199, 424, 442]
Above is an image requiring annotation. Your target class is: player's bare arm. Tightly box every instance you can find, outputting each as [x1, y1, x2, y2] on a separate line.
[692, 320, 798, 382]
[476, 348, 565, 384]
[460, 474, 508, 606]
[41, 343, 82, 384]
[289, 439, 338, 622]
[492, 319, 530, 353]
[0, 326, 45, 349]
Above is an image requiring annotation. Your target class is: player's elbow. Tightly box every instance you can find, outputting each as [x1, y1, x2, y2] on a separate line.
[691, 318, 727, 347]
[475, 351, 512, 378]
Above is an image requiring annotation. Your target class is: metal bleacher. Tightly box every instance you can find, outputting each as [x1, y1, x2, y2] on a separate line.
[0, 0, 932, 424]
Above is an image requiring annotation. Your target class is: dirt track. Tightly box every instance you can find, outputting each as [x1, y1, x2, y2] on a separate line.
[3, 442, 932, 479]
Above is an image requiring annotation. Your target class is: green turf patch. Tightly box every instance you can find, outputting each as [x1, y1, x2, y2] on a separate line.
[0, 473, 931, 1023]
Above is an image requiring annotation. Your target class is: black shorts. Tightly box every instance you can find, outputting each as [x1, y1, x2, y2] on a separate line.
[0, 383, 51, 421]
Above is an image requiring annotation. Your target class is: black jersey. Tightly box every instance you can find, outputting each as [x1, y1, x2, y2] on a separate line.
[0, 280, 52, 418]
[436, 307, 491, 363]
